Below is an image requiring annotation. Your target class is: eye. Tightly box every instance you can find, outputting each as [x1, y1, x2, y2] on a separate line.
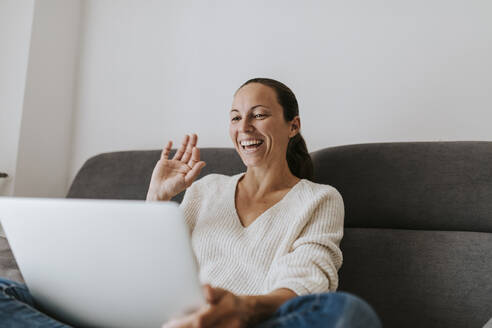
[254, 114, 266, 119]
[231, 116, 240, 122]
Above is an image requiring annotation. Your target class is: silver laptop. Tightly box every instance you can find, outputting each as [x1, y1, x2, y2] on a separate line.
[0, 197, 205, 328]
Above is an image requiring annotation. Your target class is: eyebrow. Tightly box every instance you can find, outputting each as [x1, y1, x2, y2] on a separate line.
[230, 105, 270, 113]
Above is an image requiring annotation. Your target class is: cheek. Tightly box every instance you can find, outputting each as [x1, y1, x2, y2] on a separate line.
[269, 125, 289, 148]
[229, 125, 236, 142]
[262, 121, 289, 140]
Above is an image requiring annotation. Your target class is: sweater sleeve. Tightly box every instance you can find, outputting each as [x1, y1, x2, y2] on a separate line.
[267, 188, 345, 296]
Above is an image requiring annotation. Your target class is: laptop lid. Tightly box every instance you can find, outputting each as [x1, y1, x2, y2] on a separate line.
[0, 197, 205, 328]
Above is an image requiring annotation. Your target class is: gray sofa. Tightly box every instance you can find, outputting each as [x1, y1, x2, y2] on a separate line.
[1, 141, 491, 327]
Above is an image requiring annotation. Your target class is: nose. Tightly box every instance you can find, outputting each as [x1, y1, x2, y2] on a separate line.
[238, 117, 254, 132]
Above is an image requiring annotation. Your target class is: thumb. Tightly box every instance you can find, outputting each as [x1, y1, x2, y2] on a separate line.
[203, 284, 213, 303]
[184, 161, 206, 186]
[203, 284, 227, 304]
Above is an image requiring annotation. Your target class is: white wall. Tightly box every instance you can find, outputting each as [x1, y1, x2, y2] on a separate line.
[0, 0, 34, 197]
[14, 0, 81, 197]
[69, 0, 492, 186]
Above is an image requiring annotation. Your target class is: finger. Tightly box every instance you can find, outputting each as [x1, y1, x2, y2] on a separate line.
[178, 305, 212, 328]
[181, 134, 197, 163]
[187, 147, 201, 167]
[161, 141, 173, 160]
[208, 287, 228, 305]
[203, 284, 220, 304]
[184, 161, 206, 187]
[199, 299, 236, 328]
[203, 284, 214, 303]
[190, 133, 198, 147]
[161, 317, 191, 328]
[173, 135, 189, 161]
[216, 316, 242, 328]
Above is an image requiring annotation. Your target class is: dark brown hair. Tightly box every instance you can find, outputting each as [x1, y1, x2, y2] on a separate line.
[237, 78, 314, 180]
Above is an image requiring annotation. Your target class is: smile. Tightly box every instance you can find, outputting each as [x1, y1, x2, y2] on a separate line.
[239, 139, 264, 153]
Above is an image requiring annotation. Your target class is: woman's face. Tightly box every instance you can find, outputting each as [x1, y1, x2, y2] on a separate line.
[229, 83, 299, 168]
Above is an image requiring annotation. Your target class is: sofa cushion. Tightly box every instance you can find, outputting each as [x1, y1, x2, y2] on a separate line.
[311, 141, 492, 232]
[338, 228, 492, 328]
[0, 237, 24, 283]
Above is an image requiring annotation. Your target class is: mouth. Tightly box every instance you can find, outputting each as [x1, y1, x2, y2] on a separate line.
[239, 139, 264, 153]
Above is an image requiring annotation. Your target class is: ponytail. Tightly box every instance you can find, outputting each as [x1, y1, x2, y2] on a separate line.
[287, 133, 314, 180]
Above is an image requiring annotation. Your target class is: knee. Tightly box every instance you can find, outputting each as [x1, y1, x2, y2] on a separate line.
[273, 291, 382, 328]
[0, 277, 25, 289]
[320, 291, 368, 307]
[317, 291, 382, 328]
[0, 277, 28, 299]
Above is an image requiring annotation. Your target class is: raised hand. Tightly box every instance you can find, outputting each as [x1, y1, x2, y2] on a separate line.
[146, 134, 206, 201]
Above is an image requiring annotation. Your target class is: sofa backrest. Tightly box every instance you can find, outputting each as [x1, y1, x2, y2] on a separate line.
[67, 142, 492, 328]
[311, 141, 492, 232]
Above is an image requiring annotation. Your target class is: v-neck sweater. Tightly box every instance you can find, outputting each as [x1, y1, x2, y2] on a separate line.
[179, 173, 344, 296]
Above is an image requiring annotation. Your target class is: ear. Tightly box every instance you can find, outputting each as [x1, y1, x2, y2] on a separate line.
[289, 116, 301, 138]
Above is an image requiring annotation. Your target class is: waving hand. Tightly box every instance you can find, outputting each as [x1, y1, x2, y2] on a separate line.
[146, 134, 206, 201]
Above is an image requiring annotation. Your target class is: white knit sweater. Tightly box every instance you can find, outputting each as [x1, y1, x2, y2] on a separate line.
[179, 173, 344, 296]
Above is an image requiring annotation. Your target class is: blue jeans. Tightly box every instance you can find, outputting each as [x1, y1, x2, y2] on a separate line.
[255, 291, 382, 328]
[0, 277, 382, 327]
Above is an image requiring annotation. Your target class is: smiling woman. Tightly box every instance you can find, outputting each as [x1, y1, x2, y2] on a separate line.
[155, 78, 382, 327]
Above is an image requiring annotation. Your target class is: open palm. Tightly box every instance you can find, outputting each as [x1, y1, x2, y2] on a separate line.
[147, 134, 206, 201]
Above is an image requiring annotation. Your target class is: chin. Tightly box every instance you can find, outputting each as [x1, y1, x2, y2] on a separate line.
[242, 160, 261, 168]
[236, 149, 261, 167]
[244, 156, 268, 169]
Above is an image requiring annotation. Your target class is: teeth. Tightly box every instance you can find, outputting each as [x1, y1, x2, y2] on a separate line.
[240, 140, 263, 146]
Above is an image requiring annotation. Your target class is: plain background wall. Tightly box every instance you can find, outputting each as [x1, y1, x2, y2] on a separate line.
[0, 0, 34, 197]
[69, 0, 492, 188]
[14, 0, 80, 197]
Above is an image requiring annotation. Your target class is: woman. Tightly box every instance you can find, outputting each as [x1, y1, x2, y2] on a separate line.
[0, 78, 381, 328]
[148, 78, 382, 328]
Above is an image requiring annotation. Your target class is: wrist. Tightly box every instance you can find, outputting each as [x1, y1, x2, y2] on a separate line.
[146, 189, 171, 201]
[238, 289, 297, 326]
[238, 295, 257, 326]
[238, 295, 275, 326]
